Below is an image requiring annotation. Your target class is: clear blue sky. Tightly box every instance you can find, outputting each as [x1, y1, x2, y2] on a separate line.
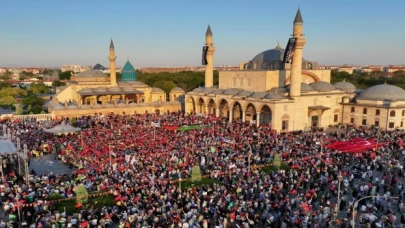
[1, 0, 404, 68]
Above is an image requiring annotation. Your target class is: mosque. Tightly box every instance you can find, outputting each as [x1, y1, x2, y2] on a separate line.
[47, 40, 185, 117]
[186, 9, 405, 131]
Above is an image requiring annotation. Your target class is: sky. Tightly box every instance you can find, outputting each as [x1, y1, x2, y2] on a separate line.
[1, 0, 404, 68]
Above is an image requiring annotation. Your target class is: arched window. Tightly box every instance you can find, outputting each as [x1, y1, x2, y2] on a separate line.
[232, 77, 236, 87]
[240, 78, 244, 86]
[351, 107, 355, 113]
[390, 110, 396, 117]
[363, 108, 367, 114]
[376, 109, 380, 116]
[402, 110, 405, 116]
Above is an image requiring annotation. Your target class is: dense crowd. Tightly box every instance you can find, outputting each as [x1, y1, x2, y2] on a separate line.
[1, 112, 405, 228]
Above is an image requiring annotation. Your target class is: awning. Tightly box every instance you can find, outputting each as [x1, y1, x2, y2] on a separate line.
[308, 106, 331, 111]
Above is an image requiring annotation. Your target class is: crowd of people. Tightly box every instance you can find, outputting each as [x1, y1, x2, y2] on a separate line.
[1, 112, 405, 228]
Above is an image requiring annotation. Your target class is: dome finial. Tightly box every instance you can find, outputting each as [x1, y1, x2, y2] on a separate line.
[275, 41, 280, 49]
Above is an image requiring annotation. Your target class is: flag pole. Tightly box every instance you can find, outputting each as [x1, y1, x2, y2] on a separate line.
[109, 145, 112, 168]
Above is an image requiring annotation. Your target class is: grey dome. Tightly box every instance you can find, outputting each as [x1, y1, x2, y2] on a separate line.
[171, 87, 185, 92]
[285, 83, 314, 92]
[357, 84, 405, 101]
[76, 70, 108, 78]
[223, 88, 244, 95]
[201, 87, 216, 94]
[310, 81, 336, 91]
[118, 81, 148, 88]
[212, 89, 225, 94]
[151, 87, 165, 93]
[192, 87, 204, 93]
[268, 87, 288, 93]
[237, 91, 253, 97]
[81, 104, 90, 109]
[333, 81, 356, 91]
[94, 87, 108, 92]
[249, 92, 266, 99]
[264, 93, 287, 100]
[251, 48, 285, 63]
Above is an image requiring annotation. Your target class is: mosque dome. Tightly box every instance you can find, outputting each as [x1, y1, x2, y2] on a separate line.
[249, 92, 266, 99]
[333, 80, 356, 91]
[264, 93, 288, 100]
[171, 87, 185, 93]
[191, 87, 204, 93]
[251, 47, 285, 63]
[236, 91, 253, 97]
[201, 87, 216, 94]
[268, 87, 288, 93]
[285, 83, 314, 92]
[76, 70, 108, 78]
[151, 87, 165, 93]
[212, 89, 225, 94]
[121, 60, 136, 82]
[310, 81, 336, 91]
[357, 84, 405, 101]
[223, 88, 244, 95]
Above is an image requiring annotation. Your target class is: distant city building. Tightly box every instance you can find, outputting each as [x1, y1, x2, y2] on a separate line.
[92, 63, 107, 71]
[61, 65, 92, 73]
[384, 65, 405, 73]
[0, 68, 7, 74]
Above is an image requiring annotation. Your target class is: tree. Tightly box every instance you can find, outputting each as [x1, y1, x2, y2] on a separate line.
[31, 105, 43, 114]
[20, 71, 34, 78]
[106, 72, 122, 81]
[29, 82, 50, 94]
[0, 81, 10, 89]
[152, 80, 177, 94]
[0, 96, 17, 106]
[22, 95, 43, 107]
[0, 74, 11, 80]
[59, 71, 73, 80]
[0, 87, 27, 98]
[52, 80, 66, 87]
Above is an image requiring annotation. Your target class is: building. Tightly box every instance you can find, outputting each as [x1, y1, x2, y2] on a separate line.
[48, 40, 184, 117]
[185, 9, 403, 131]
[61, 65, 92, 73]
[121, 60, 136, 81]
[384, 65, 405, 73]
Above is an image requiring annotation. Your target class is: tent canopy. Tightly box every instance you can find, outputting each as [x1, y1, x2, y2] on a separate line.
[0, 140, 17, 154]
[44, 124, 81, 134]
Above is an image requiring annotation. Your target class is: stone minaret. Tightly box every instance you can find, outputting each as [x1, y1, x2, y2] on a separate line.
[204, 25, 215, 88]
[109, 39, 117, 86]
[290, 9, 306, 97]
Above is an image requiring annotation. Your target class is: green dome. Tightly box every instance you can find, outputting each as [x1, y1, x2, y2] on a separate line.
[121, 60, 136, 81]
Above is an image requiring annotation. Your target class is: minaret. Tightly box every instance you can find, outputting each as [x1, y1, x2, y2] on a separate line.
[204, 25, 215, 88]
[289, 8, 306, 97]
[108, 39, 117, 86]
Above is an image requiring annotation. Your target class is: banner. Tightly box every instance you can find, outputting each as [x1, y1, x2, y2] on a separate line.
[283, 38, 297, 63]
[191, 165, 202, 182]
[177, 125, 201, 131]
[273, 154, 281, 168]
[327, 137, 377, 153]
[151, 121, 161, 128]
[202, 46, 209, 65]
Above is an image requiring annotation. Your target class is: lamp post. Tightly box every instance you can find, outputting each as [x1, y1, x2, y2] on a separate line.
[351, 195, 398, 227]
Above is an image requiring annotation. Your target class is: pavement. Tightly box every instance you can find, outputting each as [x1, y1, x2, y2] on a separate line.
[29, 154, 72, 175]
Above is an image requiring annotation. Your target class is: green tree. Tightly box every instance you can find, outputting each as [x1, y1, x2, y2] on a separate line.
[31, 105, 43, 114]
[152, 80, 177, 94]
[29, 82, 50, 94]
[59, 71, 73, 80]
[0, 87, 27, 98]
[0, 74, 11, 80]
[52, 80, 66, 87]
[106, 72, 122, 81]
[0, 81, 11, 89]
[20, 71, 34, 78]
[0, 96, 17, 106]
[22, 95, 44, 107]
